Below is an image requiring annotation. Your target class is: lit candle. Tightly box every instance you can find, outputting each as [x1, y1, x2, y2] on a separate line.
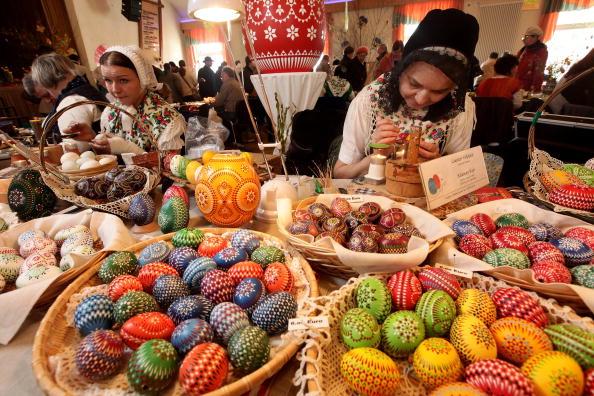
[367, 153, 387, 180]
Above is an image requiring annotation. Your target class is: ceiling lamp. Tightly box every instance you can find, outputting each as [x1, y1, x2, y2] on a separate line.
[187, 0, 243, 22]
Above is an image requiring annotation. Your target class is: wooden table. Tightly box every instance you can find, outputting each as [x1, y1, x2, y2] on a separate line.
[0, 84, 37, 123]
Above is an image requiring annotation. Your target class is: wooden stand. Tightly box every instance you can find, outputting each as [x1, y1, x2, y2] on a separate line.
[385, 128, 426, 198]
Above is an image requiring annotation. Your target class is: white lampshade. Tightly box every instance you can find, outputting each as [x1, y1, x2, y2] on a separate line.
[187, 0, 243, 22]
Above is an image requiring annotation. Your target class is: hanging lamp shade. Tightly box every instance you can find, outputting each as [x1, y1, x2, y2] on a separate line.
[187, 0, 243, 22]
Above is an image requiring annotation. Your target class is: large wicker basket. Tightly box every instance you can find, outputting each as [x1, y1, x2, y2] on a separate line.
[32, 228, 319, 396]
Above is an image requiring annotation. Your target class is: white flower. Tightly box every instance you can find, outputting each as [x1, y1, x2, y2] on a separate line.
[275, 5, 284, 15]
[286, 25, 299, 40]
[299, 5, 306, 15]
[306, 26, 317, 40]
[249, 30, 257, 42]
[264, 26, 277, 41]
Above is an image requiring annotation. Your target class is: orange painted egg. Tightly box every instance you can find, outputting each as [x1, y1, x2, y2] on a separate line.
[263, 262, 293, 293]
[227, 261, 264, 285]
[490, 317, 552, 365]
[521, 351, 584, 396]
[120, 312, 176, 350]
[413, 338, 464, 389]
[108, 275, 143, 302]
[340, 347, 401, 396]
[450, 314, 497, 365]
[429, 382, 487, 396]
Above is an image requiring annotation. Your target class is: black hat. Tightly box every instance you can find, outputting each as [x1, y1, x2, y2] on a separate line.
[204, 56, 213, 62]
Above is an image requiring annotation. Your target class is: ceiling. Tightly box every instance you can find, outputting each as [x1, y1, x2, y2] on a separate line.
[166, 0, 188, 19]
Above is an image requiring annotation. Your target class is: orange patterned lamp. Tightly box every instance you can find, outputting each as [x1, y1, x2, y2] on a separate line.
[194, 153, 260, 227]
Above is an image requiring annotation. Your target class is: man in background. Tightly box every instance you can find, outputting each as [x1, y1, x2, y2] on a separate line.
[198, 56, 217, 99]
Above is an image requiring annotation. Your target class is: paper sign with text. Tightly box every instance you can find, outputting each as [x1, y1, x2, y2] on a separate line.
[435, 263, 474, 279]
[288, 316, 330, 331]
[419, 146, 489, 211]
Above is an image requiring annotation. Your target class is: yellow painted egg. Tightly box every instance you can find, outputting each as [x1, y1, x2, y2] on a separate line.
[521, 351, 584, 396]
[490, 317, 552, 365]
[413, 338, 464, 390]
[450, 314, 497, 365]
[340, 347, 401, 396]
[429, 382, 488, 396]
[455, 289, 497, 326]
[185, 160, 202, 184]
[202, 150, 216, 165]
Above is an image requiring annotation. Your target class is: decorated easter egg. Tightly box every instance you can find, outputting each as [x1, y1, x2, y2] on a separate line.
[391, 223, 423, 238]
[316, 230, 346, 245]
[0, 247, 19, 255]
[308, 202, 332, 221]
[15, 264, 61, 288]
[152, 274, 190, 308]
[549, 184, 594, 211]
[532, 261, 572, 283]
[340, 307, 381, 349]
[452, 220, 484, 239]
[171, 318, 214, 355]
[490, 317, 552, 364]
[565, 227, 594, 250]
[343, 210, 368, 230]
[416, 290, 456, 337]
[169, 155, 189, 179]
[356, 277, 392, 323]
[413, 338, 464, 389]
[113, 291, 159, 324]
[107, 275, 143, 301]
[60, 231, 93, 257]
[465, 359, 534, 396]
[340, 347, 401, 396]
[263, 262, 293, 293]
[251, 246, 285, 268]
[544, 323, 594, 369]
[551, 237, 593, 266]
[450, 314, 497, 364]
[74, 176, 109, 200]
[379, 207, 406, 229]
[185, 160, 201, 184]
[357, 201, 382, 222]
[104, 166, 122, 183]
[491, 287, 548, 327]
[230, 229, 261, 254]
[113, 168, 146, 191]
[209, 302, 250, 344]
[495, 225, 536, 245]
[288, 221, 320, 236]
[322, 217, 347, 234]
[197, 235, 229, 258]
[387, 270, 423, 310]
[20, 236, 57, 258]
[172, 228, 205, 249]
[168, 246, 198, 274]
[470, 213, 497, 237]
[228, 325, 270, 374]
[252, 291, 297, 335]
[98, 251, 138, 284]
[138, 241, 171, 266]
[106, 178, 136, 201]
[292, 209, 314, 223]
[418, 267, 461, 299]
[75, 330, 125, 381]
[490, 232, 529, 255]
[541, 169, 584, 191]
[227, 261, 265, 285]
[127, 339, 178, 393]
[347, 233, 378, 253]
[459, 234, 493, 259]
[167, 294, 214, 324]
[352, 223, 386, 241]
[484, 248, 530, 269]
[571, 265, 594, 288]
[381, 310, 425, 358]
[521, 351, 584, 396]
[163, 185, 190, 207]
[528, 241, 565, 264]
[585, 368, 594, 396]
[201, 269, 235, 304]
[213, 247, 248, 270]
[0, 253, 23, 282]
[529, 223, 564, 242]
[0, 274, 5, 292]
[128, 193, 156, 226]
[120, 312, 175, 350]
[158, 197, 189, 233]
[234, 277, 266, 313]
[495, 213, 529, 229]
[329, 197, 352, 217]
[564, 164, 594, 185]
[74, 294, 114, 336]
[179, 342, 228, 395]
[17, 230, 45, 246]
[137, 262, 178, 293]
[8, 169, 56, 221]
[455, 289, 497, 326]
[182, 257, 217, 293]
[378, 232, 409, 254]
[20, 251, 56, 275]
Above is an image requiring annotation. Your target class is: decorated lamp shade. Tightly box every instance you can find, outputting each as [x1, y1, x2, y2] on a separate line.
[243, 0, 325, 73]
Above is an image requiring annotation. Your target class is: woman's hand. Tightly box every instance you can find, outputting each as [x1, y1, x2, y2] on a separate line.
[90, 136, 111, 155]
[62, 122, 96, 142]
[418, 140, 440, 160]
[372, 117, 401, 145]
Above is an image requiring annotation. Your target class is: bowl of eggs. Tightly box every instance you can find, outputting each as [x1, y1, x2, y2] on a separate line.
[60, 151, 117, 178]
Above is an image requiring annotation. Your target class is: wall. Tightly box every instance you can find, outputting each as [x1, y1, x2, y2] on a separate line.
[161, 1, 185, 63]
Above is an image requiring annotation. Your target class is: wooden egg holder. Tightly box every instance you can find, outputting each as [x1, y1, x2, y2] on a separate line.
[385, 129, 425, 198]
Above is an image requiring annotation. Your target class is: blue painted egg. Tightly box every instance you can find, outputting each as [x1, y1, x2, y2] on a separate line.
[74, 294, 114, 336]
[213, 247, 248, 270]
[171, 318, 214, 355]
[167, 294, 214, 324]
[75, 329, 125, 380]
[209, 302, 250, 344]
[128, 193, 156, 226]
[452, 220, 484, 239]
[230, 229, 261, 254]
[182, 256, 217, 293]
[152, 274, 190, 308]
[138, 241, 171, 266]
[234, 277, 267, 314]
[252, 291, 297, 335]
[168, 246, 198, 274]
[551, 237, 593, 266]
[529, 223, 564, 242]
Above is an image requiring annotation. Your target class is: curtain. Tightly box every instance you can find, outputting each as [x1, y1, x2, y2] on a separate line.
[392, 0, 464, 42]
[540, 0, 593, 41]
[323, 13, 332, 59]
[181, 21, 232, 68]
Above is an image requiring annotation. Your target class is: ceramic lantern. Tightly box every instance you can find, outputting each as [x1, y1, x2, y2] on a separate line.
[244, 0, 325, 73]
[194, 153, 260, 227]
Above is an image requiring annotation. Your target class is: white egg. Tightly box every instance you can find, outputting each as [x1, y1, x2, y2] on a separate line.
[80, 151, 96, 160]
[80, 160, 101, 170]
[60, 152, 79, 164]
[99, 156, 116, 165]
[62, 160, 79, 171]
[76, 158, 86, 165]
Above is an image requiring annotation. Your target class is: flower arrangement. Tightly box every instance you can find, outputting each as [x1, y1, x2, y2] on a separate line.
[545, 56, 573, 81]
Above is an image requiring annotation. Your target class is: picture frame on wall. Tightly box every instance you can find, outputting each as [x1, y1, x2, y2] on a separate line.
[138, 0, 163, 59]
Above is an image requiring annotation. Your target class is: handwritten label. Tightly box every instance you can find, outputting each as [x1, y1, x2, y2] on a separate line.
[495, 205, 514, 214]
[435, 263, 474, 279]
[343, 196, 364, 203]
[288, 316, 330, 331]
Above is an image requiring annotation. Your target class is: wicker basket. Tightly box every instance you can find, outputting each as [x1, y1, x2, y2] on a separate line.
[38, 99, 161, 219]
[32, 228, 319, 396]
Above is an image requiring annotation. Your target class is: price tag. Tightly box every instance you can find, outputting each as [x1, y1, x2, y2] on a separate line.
[288, 316, 330, 331]
[344, 196, 364, 204]
[435, 263, 474, 279]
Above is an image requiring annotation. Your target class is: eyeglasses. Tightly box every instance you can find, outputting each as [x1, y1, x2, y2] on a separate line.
[523, 34, 538, 39]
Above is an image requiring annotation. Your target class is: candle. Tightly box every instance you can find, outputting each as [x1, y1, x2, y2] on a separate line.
[367, 154, 387, 180]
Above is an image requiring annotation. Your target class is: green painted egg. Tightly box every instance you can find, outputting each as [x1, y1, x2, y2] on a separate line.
[158, 197, 189, 233]
[227, 325, 270, 375]
[571, 265, 594, 288]
[98, 251, 138, 284]
[340, 347, 401, 396]
[250, 246, 285, 268]
[495, 213, 529, 229]
[484, 248, 530, 269]
[8, 169, 56, 221]
[0, 253, 24, 282]
[169, 155, 190, 179]
[544, 323, 594, 369]
[340, 307, 381, 349]
[413, 338, 463, 390]
[415, 290, 456, 337]
[563, 164, 594, 186]
[356, 277, 392, 323]
[381, 311, 425, 358]
[172, 228, 205, 248]
[127, 339, 178, 393]
[113, 291, 159, 324]
[449, 314, 497, 365]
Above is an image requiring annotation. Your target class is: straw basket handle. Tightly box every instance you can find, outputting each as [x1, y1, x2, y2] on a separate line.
[39, 99, 162, 182]
[527, 66, 594, 159]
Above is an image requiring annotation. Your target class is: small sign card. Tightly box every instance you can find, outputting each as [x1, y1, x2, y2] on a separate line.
[288, 316, 330, 331]
[435, 263, 474, 279]
[418, 146, 489, 211]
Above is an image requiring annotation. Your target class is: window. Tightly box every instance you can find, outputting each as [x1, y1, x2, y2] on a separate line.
[193, 42, 225, 70]
[403, 23, 419, 44]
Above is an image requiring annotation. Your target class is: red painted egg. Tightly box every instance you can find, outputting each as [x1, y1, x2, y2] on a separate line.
[491, 287, 548, 328]
[120, 312, 175, 350]
[227, 261, 265, 285]
[458, 234, 493, 259]
[75, 329, 126, 380]
[549, 184, 594, 211]
[379, 208, 406, 229]
[352, 223, 385, 241]
[490, 232, 528, 255]
[108, 275, 144, 302]
[496, 226, 536, 245]
[532, 261, 572, 283]
[528, 241, 565, 265]
[330, 197, 352, 217]
[198, 236, 229, 258]
[200, 269, 235, 304]
[470, 213, 497, 237]
[292, 209, 313, 222]
[358, 202, 382, 222]
[565, 227, 594, 250]
[378, 232, 409, 254]
[137, 262, 178, 293]
[465, 359, 534, 396]
[418, 267, 461, 300]
[387, 270, 422, 310]
[585, 368, 594, 396]
[179, 342, 229, 395]
[263, 262, 293, 293]
[163, 185, 189, 207]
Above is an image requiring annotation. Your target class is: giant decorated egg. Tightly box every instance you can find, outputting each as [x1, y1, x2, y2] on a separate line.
[113, 291, 159, 324]
[158, 197, 189, 233]
[230, 229, 261, 254]
[465, 359, 534, 396]
[495, 213, 529, 228]
[227, 261, 264, 285]
[544, 323, 594, 369]
[138, 241, 171, 266]
[201, 269, 235, 304]
[172, 228, 205, 249]
[107, 275, 143, 302]
[152, 274, 190, 308]
[128, 193, 156, 226]
[491, 287, 548, 327]
[455, 289, 497, 326]
[521, 351, 584, 396]
[356, 277, 392, 323]
[340, 347, 401, 396]
[137, 262, 178, 293]
[381, 311, 425, 358]
[120, 312, 175, 350]
[182, 257, 217, 293]
[168, 246, 198, 274]
[194, 153, 260, 227]
[75, 329, 125, 380]
[458, 234, 492, 259]
[0, 253, 24, 282]
[171, 318, 214, 355]
[416, 290, 456, 337]
[213, 247, 248, 270]
[162, 185, 189, 207]
[234, 277, 266, 313]
[340, 307, 381, 349]
[98, 251, 138, 284]
[252, 291, 297, 335]
[551, 237, 593, 266]
[263, 262, 293, 294]
[74, 294, 114, 336]
[16, 264, 62, 288]
[178, 342, 228, 395]
[387, 270, 423, 310]
[228, 325, 270, 374]
[197, 235, 229, 258]
[413, 338, 463, 389]
[491, 317, 552, 365]
[251, 246, 285, 268]
[418, 267, 461, 300]
[127, 339, 178, 393]
[8, 169, 56, 221]
[167, 294, 214, 324]
[210, 302, 250, 344]
[469, 213, 497, 237]
[484, 248, 530, 269]
[450, 314, 497, 364]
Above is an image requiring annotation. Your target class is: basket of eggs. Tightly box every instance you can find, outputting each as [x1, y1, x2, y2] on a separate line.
[38, 100, 161, 219]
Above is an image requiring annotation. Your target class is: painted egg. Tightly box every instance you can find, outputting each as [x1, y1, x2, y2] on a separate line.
[356, 277, 392, 323]
[430, 382, 488, 396]
[459, 234, 493, 259]
[470, 213, 497, 237]
[158, 197, 189, 233]
[74, 294, 114, 336]
[585, 368, 594, 396]
[168, 246, 198, 274]
[340, 347, 401, 396]
[378, 232, 409, 254]
[74, 176, 109, 200]
[169, 155, 190, 178]
[0, 274, 5, 292]
[251, 246, 285, 269]
[353, 223, 386, 241]
[127, 339, 178, 393]
[292, 209, 314, 223]
[387, 270, 423, 310]
[450, 314, 497, 364]
[544, 324, 594, 369]
[413, 338, 463, 389]
[179, 342, 228, 395]
[0, 247, 19, 255]
[17, 230, 45, 246]
[521, 351, 584, 396]
[263, 262, 293, 294]
[416, 289, 456, 337]
[358, 201, 382, 222]
[466, 359, 534, 396]
[391, 223, 423, 238]
[98, 251, 138, 284]
[15, 264, 62, 288]
[113, 291, 159, 324]
[104, 167, 122, 183]
[565, 227, 594, 250]
[213, 247, 248, 270]
[75, 330, 125, 380]
[209, 302, 250, 344]
[201, 269, 235, 304]
[152, 274, 190, 308]
[330, 197, 352, 217]
[381, 311, 425, 358]
[106, 179, 136, 202]
[322, 217, 347, 234]
[19, 251, 57, 275]
[551, 237, 593, 266]
[230, 229, 261, 255]
[379, 207, 406, 229]
[20, 236, 57, 258]
[495, 226, 537, 245]
[532, 261, 572, 283]
[114, 168, 146, 191]
[549, 184, 594, 211]
[128, 193, 156, 226]
[489, 232, 529, 255]
[167, 295, 214, 324]
[228, 325, 270, 375]
[0, 253, 24, 283]
[340, 307, 381, 349]
[197, 235, 229, 258]
[347, 233, 379, 253]
[120, 312, 175, 350]
[138, 241, 171, 266]
[107, 275, 143, 302]
[171, 318, 214, 355]
[8, 169, 56, 221]
[182, 257, 217, 293]
[528, 241, 565, 264]
[343, 210, 368, 230]
[162, 151, 176, 172]
[234, 277, 267, 313]
[455, 289, 496, 326]
[289, 221, 320, 236]
[484, 248, 530, 269]
[137, 262, 178, 293]
[316, 230, 346, 245]
[491, 317, 552, 365]
[172, 228, 205, 249]
[227, 261, 265, 285]
[452, 220, 484, 239]
[60, 231, 94, 257]
[541, 169, 584, 191]
[163, 185, 190, 207]
[308, 202, 331, 220]
[252, 291, 297, 335]
[495, 213, 529, 229]
[418, 267, 461, 300]
[491, 287, 548, 328]
[529, 222, 564, 242]
[571, 265, 594, 288]
[185, 160, 201, 184]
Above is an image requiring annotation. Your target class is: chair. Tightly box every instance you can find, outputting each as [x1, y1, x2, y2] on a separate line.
[471, 97, 515, 149]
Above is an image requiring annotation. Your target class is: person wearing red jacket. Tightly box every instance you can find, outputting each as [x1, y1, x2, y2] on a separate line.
[516, 26, 548, 92]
